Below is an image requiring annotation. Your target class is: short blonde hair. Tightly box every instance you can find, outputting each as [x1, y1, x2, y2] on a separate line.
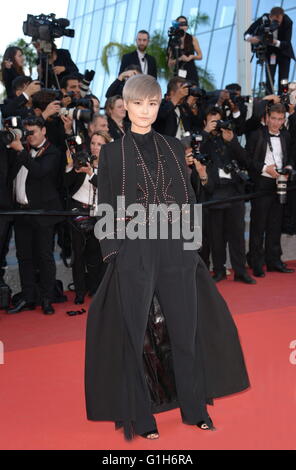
[123, 74, 162, 103]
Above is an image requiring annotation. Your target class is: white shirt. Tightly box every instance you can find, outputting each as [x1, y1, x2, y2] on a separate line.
[15, 139, 47, 205]
[137, 49, 148, 74]
[66, 167, 97, 206]
[262, 135, 283, 178]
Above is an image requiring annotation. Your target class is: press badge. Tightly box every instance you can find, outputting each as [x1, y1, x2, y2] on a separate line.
[178, 69, 187, 78]
[270, 54, 276, 65]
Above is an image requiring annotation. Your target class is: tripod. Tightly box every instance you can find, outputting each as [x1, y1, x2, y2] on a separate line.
[38, 41, 61, 89]
[252, 44, 276, 97]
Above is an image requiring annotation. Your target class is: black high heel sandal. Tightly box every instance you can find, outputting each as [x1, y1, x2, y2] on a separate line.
[196, 416, 216, 431]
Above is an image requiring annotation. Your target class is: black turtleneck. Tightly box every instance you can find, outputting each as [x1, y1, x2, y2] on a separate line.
[131, 130, 158, 181]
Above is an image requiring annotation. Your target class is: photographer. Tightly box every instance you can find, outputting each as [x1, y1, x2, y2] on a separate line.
[1, 47, 25, 98]
[34, 40, 79, 89]
[200, 107, 256, 285]
[105, 65, 142, 99]
[119, 30, 157, 78]
[1, 76, 41, 119]
[105, 95, 130, 140]
[64, 131, 111, 304]
[0, 141, 13, 288]
[88, 113, 110, 138]
[6, 117, 63, 315]
[182, 136, 214, 269]
[167, 16, 202, 84]
[154, 77, 196, 138]
[246, 103, 295, 277]
[59, 74, 94, 146]
[244, 7, 295, 94]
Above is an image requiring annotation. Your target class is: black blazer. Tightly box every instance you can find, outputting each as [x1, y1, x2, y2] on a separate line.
[64, 168, 97, 200]
[119, 50, 157, 78]
[97, 129, 196, 261]
[39, 48, 79, 88]
[245, 126, 294, 185]
[153, 99, 194, 136]
[107, 116, 130, 141]
[244, 13, 295, 60]
[1, 93, 32, 119]
[10, 142, 63, 225]
[2, 67, 22, 98]
[0, 143, 13, 210]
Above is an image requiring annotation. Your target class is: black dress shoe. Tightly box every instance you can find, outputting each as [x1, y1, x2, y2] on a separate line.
[212, 272, 226, 283]
[7, 299, 36, 314]
[74, 295, 85, 305]
[267, 263, 295, 273]
[253, 267, 265, 278]
[197, 416, 216, 431]
[234, 272, 257, 284]
[41, 299, 55, 315]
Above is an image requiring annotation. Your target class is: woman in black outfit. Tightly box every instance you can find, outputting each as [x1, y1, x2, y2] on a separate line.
[85, 75, 250, 441]
[168, 15, 203, 85]
[1, 47, 25, 98]
[105, 95, 130, 140]
[64, 131, 110, 304]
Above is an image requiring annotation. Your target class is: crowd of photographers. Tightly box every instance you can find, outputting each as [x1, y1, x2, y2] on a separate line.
[0, 7, 296, 314]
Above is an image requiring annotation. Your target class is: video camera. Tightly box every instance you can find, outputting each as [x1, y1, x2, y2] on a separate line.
[190, 134, 211, 167]
[0, 116, 34, 146]
[252, 15, 280, 61]
[168, 21, 185, 41]
[23, 13, 75, 43]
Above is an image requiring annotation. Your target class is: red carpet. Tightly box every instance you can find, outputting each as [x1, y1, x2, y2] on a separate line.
[0, 265, 296, 450]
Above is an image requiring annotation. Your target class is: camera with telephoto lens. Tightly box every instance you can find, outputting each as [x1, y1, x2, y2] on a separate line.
[23, 13, 75, 42]
[79, 70, 96, 98]
[190, 134, 211, 166]
[215, 119, 235, 131]
[276, 167, 296, 204]
[223, 160, 249, 183]
[227, 90, 253, 105]
[0, 116, 34, 146]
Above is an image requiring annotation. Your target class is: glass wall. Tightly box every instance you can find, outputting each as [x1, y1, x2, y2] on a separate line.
[63, 0, 296, 102]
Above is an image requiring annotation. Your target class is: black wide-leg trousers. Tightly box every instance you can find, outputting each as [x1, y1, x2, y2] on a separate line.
[115, 235, 207, 435]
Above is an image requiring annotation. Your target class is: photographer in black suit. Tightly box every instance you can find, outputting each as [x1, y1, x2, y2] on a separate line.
[119, 30, 157, 79]
[64, 131, 109, 304]
[244, 7, 295, 94]
[246, 103, 295, 277]
[7, 117, 63, 315]
[34, 41, 79, 89]
[200, 107, 256, 285]
[1, 76, 41, 120]
[0, 142, 13, 286]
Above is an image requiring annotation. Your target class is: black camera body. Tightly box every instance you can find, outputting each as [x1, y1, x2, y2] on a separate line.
[72, 151, 97, 171]
[223, 160, 249, 183]
[215, 120, 235, 131]
[23, 13, 75, 42]
[252, 15, 280, 58]
[0, 116, 34, 146]
[191, 134, 210, 167]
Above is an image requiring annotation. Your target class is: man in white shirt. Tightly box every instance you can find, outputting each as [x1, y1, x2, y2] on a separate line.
[244, 7, 295, 94]
[246, 104, 295, 277]
[119, 30, 157, 79]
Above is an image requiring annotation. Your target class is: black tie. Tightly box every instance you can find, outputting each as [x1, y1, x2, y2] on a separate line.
[269, 134, 280, 138]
